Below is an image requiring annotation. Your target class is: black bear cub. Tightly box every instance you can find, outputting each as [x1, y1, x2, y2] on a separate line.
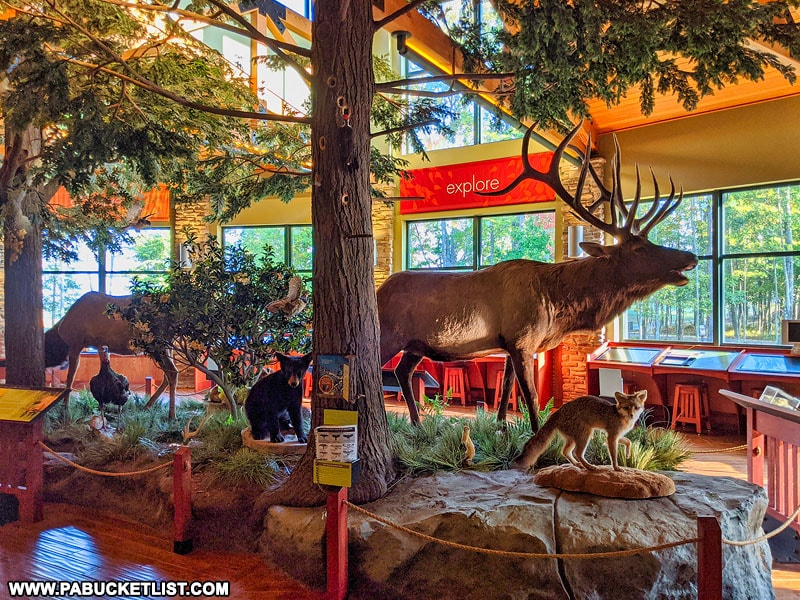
[245, 352, 312, 443]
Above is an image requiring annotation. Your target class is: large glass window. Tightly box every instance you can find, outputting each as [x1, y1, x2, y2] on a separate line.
[721, 185, 800, 344]
[623, 182, 800, 346]
[222, 225, 313, 278]
[407, 211, 555, 271]
[624, 194, 713, 343]
[43, 228, 171, 327]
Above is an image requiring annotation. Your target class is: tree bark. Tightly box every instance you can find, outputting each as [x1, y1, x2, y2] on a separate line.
[1, 124, 46, 388]
[266, 0, 396, 507]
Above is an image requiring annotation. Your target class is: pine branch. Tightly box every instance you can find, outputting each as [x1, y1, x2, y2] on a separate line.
[373, 0, 429, 31]
[97, 0, 312, 76]
[370, 118, 438, 138]
[59, 55, 311, 124]
[376, 72, 514, 91]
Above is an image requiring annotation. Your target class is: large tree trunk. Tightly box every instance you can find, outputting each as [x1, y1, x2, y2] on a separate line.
[267, 0, 395, 506]
[4, 193, 45, 387]
[1, 124, 46, 387]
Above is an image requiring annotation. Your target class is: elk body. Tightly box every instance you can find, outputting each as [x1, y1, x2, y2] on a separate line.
[378, 124, 698, 429]
[44, 292, 178, 416]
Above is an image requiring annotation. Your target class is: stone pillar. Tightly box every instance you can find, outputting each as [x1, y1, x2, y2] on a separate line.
[171, 198, 211, 389]
[372, 201, 394, 289]
[554, 158, 607, 404]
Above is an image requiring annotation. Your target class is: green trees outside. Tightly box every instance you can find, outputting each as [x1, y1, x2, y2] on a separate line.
[114, 234, 312, 417]
[722, 185, 800, 343]
[626, 184, 800, 344]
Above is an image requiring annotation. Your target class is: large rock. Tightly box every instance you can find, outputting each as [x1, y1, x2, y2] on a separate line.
[260, 471, 773, 600]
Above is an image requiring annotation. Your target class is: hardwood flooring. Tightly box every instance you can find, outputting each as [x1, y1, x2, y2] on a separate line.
[0, 504, 324, 600]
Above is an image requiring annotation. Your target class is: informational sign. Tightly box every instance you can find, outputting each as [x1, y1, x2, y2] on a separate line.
[0, 387, 68, 423]
[316, 355, 353, 402]
[313, 408, 360, 487]
[399, 153, 556, 214]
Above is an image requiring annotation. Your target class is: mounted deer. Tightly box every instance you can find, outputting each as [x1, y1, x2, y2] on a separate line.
[378, 122, 697, 430]
[44, 292, 179, 417]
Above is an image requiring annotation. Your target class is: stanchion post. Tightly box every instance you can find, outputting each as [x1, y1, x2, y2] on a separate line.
[173, 445, 193, 554]
[326, 487, 348, 600]
[697, 514, 722, 600]
[145, 376, 153, 398]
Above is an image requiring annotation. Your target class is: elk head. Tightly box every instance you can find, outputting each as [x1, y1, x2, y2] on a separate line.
[486, 123, 698, 291]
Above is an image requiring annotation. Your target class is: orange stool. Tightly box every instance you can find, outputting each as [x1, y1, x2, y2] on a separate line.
[493, 370, 520, 412]
[443, 366, 469, 406]
[671, 383, 711, 434]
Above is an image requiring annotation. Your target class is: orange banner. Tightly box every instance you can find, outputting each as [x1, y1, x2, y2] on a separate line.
[399, 152, 555, 214]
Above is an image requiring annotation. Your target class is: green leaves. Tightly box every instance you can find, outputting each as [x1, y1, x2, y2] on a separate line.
[114, 232, 312, 411]
[492, 0, 800, 129]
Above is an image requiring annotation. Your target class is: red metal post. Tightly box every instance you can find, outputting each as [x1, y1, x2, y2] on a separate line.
[173, 445, 193, 554]
[326, 487, 348, 600]
[697, 514, 722, 600]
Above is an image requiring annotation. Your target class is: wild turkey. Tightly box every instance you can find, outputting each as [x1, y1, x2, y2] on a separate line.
[90, 345, 133, 422]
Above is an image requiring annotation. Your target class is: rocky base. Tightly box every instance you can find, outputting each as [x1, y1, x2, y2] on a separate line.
[261, 471, 773, 600]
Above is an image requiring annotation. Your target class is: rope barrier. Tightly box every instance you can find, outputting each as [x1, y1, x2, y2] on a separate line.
[347, 495, 800, 555]
[38, 440, 172, 477]
[723, 502, 800, 546]
[691, 444, 748, 454]
[345, 501, 699, 560]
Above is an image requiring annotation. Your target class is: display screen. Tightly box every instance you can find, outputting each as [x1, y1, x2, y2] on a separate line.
[594, 347, 661, 365]
[735, 354, 800, 375]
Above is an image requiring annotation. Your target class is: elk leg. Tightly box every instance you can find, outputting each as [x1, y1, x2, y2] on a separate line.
[395, 351, 424, 424]
[495, 357, 516, 425]
[507, 348, 539, 432]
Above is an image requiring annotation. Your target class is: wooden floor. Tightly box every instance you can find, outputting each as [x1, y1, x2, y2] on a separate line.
[0, 505, 325, 600]
[1, 404, 798, 599]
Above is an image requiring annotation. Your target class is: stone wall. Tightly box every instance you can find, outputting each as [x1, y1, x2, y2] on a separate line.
[372, 200, 394, 288]
[554, 158, 606, 403]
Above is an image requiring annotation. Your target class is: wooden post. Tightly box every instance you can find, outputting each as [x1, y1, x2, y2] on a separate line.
[173, 445, 193, 554]
[326, 487, 348, 600]
[697, 514, 722, 600]
[145, 376, 153, 398]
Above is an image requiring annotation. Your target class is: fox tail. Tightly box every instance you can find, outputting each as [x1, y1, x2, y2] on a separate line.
[514, 416, 559, 470]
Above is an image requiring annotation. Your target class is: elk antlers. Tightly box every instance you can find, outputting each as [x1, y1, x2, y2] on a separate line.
[485, 122, 683, 240]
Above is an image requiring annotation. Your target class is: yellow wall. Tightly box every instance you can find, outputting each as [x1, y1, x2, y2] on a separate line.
[598, 95, 800, 196]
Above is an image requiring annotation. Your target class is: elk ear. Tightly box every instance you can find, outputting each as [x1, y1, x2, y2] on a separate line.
[579, 241, 612, 257]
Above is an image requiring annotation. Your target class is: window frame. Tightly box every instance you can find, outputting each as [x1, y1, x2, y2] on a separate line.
[621, 180, 800, 348]
[405, 209, 556, 272]
[221, 224, 313, 279]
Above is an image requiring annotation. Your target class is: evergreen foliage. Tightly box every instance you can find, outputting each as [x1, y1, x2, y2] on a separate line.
[388, 404, 692, 474]
[110, 231, 312, 415]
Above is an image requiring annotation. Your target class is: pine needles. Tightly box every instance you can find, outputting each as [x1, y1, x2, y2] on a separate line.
[388, 403, 692, 474]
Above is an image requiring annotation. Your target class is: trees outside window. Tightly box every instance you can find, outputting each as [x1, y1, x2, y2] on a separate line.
[43, 228, 170, 328]
[624, 182, 800, 345]
[407, 211, 555, 270]
[222, 225, 313, 280]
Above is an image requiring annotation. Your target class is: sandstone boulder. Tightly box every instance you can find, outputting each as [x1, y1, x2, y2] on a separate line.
[260, 471, 772, 600]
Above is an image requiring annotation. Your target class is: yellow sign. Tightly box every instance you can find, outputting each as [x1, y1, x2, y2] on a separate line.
[0, 387, 68, 422]
[323, 409, 358, 426]
[313, 459, 361, 487]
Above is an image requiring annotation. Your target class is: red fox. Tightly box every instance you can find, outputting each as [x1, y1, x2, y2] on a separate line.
[516, 390, 648, 471]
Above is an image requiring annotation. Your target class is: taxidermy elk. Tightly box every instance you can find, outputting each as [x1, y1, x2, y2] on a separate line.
[378, 123, 698, 430]
[44, 292, 178, 417]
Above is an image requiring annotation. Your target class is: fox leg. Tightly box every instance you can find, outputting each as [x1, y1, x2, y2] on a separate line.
[613, 437, 632, 470]
[574, 435, 598, 470]
[561, 440, 581, 467]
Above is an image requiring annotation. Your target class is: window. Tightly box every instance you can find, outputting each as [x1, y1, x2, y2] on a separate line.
[623, 182, 800, 346]
[400, 1, 521, 151]
[222, 225, 313, 278]
[406, 211, 555, 271]
[43, 228, 171, 327]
